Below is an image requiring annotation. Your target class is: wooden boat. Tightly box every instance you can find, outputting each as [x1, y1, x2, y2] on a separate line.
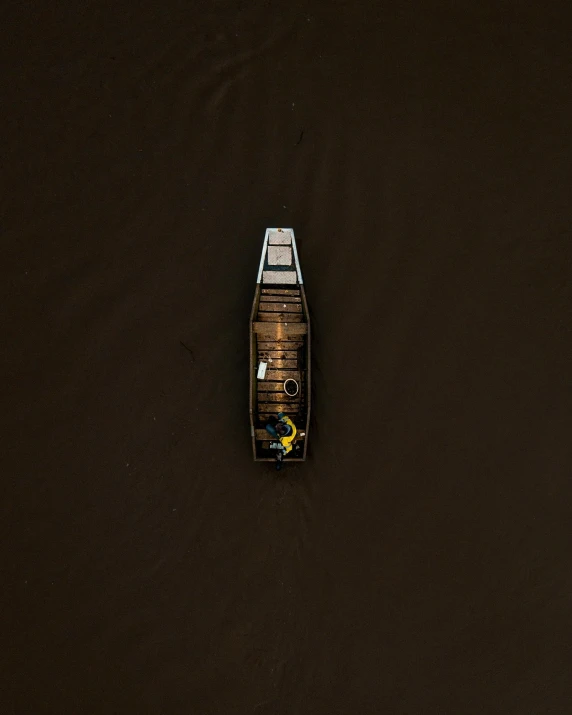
[249, 228, 311, 462]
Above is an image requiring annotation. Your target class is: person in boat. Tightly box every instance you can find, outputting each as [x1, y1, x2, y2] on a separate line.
[265, 412, 297, 455]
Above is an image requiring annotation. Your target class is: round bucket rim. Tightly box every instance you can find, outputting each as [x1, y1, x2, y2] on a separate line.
[283, 378, 299, 396]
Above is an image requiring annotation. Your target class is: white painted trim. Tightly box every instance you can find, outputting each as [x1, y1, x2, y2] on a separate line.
[291, 231, 304, 284]
[256, 229, 270, 284]
[258, 228, 302, 284]
[262, 270, 297, 284]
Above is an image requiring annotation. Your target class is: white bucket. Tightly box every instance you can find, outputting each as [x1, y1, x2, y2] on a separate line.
[283, 378, 299, 397]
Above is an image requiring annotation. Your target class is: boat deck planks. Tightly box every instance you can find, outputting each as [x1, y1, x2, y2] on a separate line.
[256, 358, 297, 369]
[261, 288, 300, 296]
[257, 350, 298, 360]
[250, 228, 310, 461]
[257, 312, 303, 322]
[257, 341, 303, 352]
[258, 402, 301, 414]
[257, 389, 301, 397]
[263, 369, 301, 381]
[256, 382, 291, 393]
[259, 295, 302, 303]
[259, 301, 303, 313]
[253, 322, 307, 337]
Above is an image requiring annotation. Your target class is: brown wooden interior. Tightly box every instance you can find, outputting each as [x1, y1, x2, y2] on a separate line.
[249, 285, 310, 461]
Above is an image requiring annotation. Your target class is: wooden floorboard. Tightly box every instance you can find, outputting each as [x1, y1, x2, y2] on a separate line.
[257, 341, 304, 350]
[257, 350, 298, 360]
[257, 313, 303, 322]
[253, 322, 307, 337]
[264, 369, 300, 381]
[256, 382, 288, 392]
[261, 288, 300, 296]
[259, 301, 302, 313]
[257, 392, 300, 403]
[258, 403, 301, 414]
[259, 295, 302, 303]
[257, 358, 297, 369]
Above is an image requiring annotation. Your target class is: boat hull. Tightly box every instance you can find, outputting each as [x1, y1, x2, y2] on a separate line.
[249, 229, 311, 462]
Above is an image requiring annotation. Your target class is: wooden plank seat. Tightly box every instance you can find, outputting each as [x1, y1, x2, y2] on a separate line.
[253, 322, 307, 338]
[257, 312, 303, 322]
[258, 403, 301, 415]
[261, 369, 300, 381]
[259, 301, 302, 313]
[256, 359, 297, 369]
[256, 382, 291, 392]
[257, 392, 299, 403]
[257, 350, 298, 360]
[257, 341, 303, 351]
[261, 288, 300, 296]
[260, 295, 302, 303]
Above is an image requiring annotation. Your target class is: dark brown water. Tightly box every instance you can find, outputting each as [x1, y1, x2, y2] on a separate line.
[3, 1, 571, 712]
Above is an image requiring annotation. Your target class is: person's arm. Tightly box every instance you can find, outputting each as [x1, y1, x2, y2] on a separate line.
[281, 415, 296, 434]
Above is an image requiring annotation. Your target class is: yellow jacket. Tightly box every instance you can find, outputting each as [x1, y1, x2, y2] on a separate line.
[278, 414, 297, 454]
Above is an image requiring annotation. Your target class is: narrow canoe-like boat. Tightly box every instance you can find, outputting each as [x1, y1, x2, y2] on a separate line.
[249, 228, 311, 463]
